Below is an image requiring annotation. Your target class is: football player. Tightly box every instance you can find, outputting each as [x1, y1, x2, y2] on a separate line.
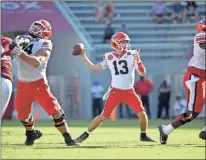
[9, 20, 79, 146]
[1, 37, 13, 120]
[76, 32, 155, 143]
[159, 18, 206, 144]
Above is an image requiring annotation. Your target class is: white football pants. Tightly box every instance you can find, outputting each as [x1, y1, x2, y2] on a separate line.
[1, 77, 12, 119]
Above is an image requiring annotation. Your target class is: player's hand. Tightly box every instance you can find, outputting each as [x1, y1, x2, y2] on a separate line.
[10, 44, 24, 56]
[80, 48, 86, 57]
[133, 48, 141, 63]
[13, 35, 25, 46]
[13, 35, 31, 49]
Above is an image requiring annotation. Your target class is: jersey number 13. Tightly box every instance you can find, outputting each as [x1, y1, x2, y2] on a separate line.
[113, 60, 129, 75]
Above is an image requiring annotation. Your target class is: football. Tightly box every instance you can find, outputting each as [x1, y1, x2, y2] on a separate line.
[72, 43, 85, 56]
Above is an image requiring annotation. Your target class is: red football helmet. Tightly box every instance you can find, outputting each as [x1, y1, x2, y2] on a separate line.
[111, 32, 130, 51]
[28, 20, 52, 39]
[196, 18, 206, 33]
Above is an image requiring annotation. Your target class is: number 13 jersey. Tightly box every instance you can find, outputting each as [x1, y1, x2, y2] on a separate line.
[100, 50, 141, 90]
[16, 37, 52, 82]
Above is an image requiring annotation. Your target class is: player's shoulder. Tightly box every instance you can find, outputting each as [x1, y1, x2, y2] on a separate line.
[104, 51, 113, 56]
[102, 51, 114, 60]
[195, 32, 206, 37]
[33, 38, 53, 50]
[34, 38, 52, 45]
[194, 32, 206, 44]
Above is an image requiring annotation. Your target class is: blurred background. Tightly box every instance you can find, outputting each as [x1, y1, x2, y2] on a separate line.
[1, 1, 205, 121]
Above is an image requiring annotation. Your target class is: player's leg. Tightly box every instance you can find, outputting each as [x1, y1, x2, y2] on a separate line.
[14, 81, 42, 146]
[145, 96, 151, 119]
[125, 89, 155, 142]
[0, 77, 12, 119]
[159, 73, 205, 144]
[199, 126, 206, 140]
[35, 80, 78, 146]
[76, 88, 121, 143]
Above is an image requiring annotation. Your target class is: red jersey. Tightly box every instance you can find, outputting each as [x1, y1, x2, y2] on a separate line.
[135, 79, 154, 96]
[1, 37, 13, 82]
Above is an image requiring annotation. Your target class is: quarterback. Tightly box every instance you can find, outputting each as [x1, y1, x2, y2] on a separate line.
[76, 32, 155, 143]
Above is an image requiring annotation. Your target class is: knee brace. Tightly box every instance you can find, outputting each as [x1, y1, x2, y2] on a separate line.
[179, 112, 199, 125]
[53, 115, 66, 127]
[59, 109, 66, 121]
[20, 116, 34, 127]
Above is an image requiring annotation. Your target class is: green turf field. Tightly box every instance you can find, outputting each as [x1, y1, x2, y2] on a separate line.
[1, 119, 205, 159]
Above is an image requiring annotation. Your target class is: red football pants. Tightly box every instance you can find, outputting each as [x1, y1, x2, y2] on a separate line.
[102, 88, 144, 117]
[183, 67, 206, 113]
[14, 78, 61, 120]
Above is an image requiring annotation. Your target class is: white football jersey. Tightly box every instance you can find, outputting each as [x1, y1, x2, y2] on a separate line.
[16, 37, 53, 81]
[188, 32, 206, 70]
[100, 50, 140, 90]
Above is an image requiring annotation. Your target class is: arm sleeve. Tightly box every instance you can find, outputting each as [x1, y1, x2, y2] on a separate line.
[195, 32, 206, 44]
[41, 39, 53, 51]
[135, 61, 146, 73]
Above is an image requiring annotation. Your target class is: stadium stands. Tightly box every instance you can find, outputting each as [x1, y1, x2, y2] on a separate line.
[63, 1, 205, 58]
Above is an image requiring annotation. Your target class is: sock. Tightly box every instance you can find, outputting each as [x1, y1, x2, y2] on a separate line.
[140, 131, 146, 137]
[26, 130, 35, 135]
[162, 124, 175, 135]
[86, 130, 90, 134]
[202, 126, 206, 131]
[63, 132, 72, 139]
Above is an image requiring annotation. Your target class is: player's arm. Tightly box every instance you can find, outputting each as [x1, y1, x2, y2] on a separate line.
[10, 42, 50, 68]
[133, 49, 146, 76]
[1, 37, 12, 57]
[136, 61, 146, 76]
[18, 48, 50, 68]
[80, 51, 104, 72]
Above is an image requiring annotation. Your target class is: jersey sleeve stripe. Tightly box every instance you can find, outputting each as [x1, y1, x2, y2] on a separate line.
[196, 36, 206, 43]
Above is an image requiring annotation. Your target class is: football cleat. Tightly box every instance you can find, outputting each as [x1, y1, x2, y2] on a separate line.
[199, 131, 206, 140]
[140, 134, 156, 142]
[159, 125, 168, 145]
[64, 138, 80, 146]
[75, 131, 89, 143]
[25, 130, 42, 146]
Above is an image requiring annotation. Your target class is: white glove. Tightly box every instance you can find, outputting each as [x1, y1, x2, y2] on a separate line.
[14, 35, 25, 45]
[14, 35, 31, 49]
[11, 44, 24, 56]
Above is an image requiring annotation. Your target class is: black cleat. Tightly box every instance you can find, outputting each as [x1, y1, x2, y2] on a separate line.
[65, 138, 80, 146]
[25, 130, 42, 146]
[62, 132, 80, 146]
[159, 125, 168, 145]
[76, 131, 89, 143]
[140, 134, 156, 142]
[199, 131, 206, 140]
